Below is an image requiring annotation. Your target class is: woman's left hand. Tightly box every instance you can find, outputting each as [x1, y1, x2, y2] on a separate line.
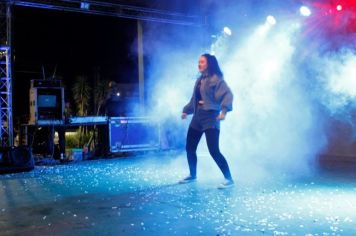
[217, 112, 226, 121]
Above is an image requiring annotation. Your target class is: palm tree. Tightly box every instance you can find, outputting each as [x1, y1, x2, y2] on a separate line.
[72, 75, 92, 146]
[72, 75, 92, 116]
[94, 79, 109, 115]
[86, 79, 109, 151]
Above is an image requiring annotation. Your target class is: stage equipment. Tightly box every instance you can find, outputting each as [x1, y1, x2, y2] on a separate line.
[68, 116, 108, 125]
[108, 117, 160, 153]
[29, 80, 65, 125]
[31, 79, 61, 88]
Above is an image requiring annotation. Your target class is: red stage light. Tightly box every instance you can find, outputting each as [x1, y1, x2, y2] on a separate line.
[301, 0, 356, 38]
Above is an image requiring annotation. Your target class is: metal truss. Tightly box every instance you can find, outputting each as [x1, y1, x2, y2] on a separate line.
[0, 46, 13, 147]
[12, 0, 204, 26]
[0, 1, 13, 147]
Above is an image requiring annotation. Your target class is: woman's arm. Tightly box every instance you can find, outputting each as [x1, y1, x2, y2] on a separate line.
[215, 79, 233, 114]
[182, 93, 195, 115]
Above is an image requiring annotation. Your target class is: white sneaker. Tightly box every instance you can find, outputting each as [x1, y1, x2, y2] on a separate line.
[178, 176, 197, 184]
[217, 179, 234, 189]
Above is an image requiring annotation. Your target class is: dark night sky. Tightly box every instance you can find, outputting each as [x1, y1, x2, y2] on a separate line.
[13, 6, 138, 121]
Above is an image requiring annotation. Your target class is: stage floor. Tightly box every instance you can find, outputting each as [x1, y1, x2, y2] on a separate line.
[1, 152, 356, 236]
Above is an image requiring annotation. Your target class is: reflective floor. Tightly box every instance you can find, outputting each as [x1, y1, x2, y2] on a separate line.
[1, 152, 356, 236]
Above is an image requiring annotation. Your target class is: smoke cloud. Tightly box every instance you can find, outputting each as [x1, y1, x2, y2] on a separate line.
[141, 3, 356, 184]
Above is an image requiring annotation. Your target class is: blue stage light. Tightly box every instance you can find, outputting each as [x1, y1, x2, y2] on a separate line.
[223, 27, 232, 36]
[80, 2, 90, 10]
[300, 6, 312, 16]
[266, 15, 277, 25]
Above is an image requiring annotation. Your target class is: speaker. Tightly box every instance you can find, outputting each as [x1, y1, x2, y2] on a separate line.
[0, 146, 34, 174]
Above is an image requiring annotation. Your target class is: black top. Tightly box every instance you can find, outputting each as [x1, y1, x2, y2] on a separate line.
[196, 74, 208, 103]
[196, 79, 202, 102]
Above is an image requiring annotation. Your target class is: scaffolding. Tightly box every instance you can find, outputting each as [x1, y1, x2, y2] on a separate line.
[0, 2, 13, 147]
[13, 0, 203, 26]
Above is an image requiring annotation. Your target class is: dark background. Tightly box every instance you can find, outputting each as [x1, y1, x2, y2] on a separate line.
[13, 6, 139, 123]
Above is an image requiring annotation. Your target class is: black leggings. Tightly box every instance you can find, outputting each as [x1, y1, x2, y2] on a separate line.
[185, 126, 233, 180]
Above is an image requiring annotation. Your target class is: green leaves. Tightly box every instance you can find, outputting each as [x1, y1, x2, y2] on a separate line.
[72, 76, 92, 116]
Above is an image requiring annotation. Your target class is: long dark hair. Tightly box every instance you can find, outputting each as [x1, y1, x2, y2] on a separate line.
[201, 53, 223, 77]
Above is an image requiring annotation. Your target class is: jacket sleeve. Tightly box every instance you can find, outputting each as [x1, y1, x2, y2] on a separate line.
[215, 79, 233, 114]
[182, 92, 195, 115]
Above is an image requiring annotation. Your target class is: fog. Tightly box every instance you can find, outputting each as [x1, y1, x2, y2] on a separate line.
[142, 2, 356, 184]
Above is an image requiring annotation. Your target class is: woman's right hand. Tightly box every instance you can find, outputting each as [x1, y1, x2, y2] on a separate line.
[181, 113, 188, 120]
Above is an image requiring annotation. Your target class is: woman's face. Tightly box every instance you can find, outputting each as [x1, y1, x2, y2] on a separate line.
[198, 56, 208, 73]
